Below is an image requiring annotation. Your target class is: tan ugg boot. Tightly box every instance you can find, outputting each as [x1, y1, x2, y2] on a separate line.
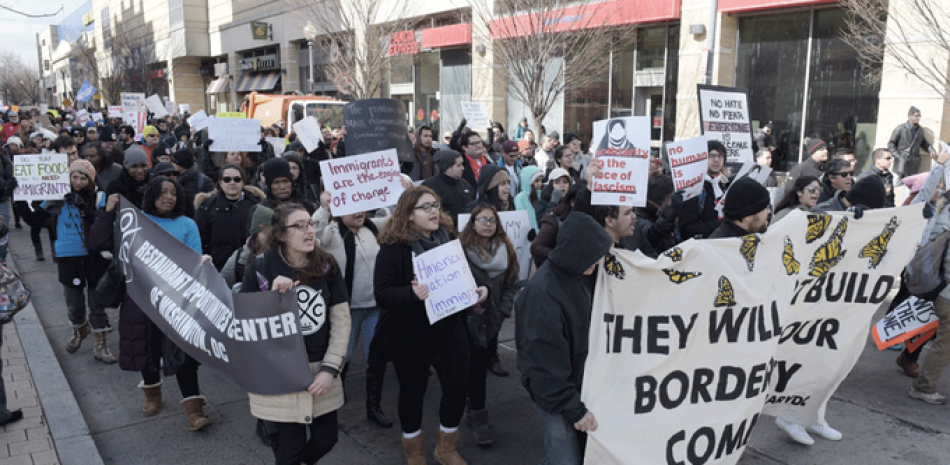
[401, 433, 426, 465]
[65, 323, 90, 353]
[92, 331, 117, 364]
[138, 380, 163, 417]
[434, 430, 467, 465]
[181, 396, 212, 431]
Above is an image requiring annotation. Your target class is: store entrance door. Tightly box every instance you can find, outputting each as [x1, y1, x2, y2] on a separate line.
[634, 87, 663, 151]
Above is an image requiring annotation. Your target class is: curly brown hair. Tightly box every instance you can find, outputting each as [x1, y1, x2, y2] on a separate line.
[377, 186, 454, 245]
[458, 204, 519, 283]
[265, 203, 335, 282]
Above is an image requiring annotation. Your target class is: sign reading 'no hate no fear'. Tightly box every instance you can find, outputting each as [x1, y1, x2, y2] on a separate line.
[697, 84, 754, 164]
[318, 149, 404, 217]
[590, 116, 651, 207]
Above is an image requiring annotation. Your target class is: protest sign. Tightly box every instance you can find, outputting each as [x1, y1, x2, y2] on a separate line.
[121, 92, 147, 113]
[733, 161, 773, 186]
[179, 104, 190, 114]
[412, 239, 479, 324]
[13, 153, 69, 201]
[698, 84, 754, 164]
[39, 104, 48, 114]
[187, 110, 210, 132]
[459, 210, 532, 281]
[582, 206, 926, 464]
[265, 137, 286, 154]
[165, 101, 176, 116]
[145, 95, 169, 118]
[91, 113, 103, 123]
[76, 110, 90, 124]
[871, 296, 938, 350]
[115, 197, 314, 395]
[216, 112, 246, 118]
[319, 149, 403, 217]
[292, 117, 323, 152]
[108, 106, 123, 118]
[343, 99, 412, 163]
[666, 136, 708, 200]
[208, 118, 262, 152]
[460, 101, 490, 129]
[125, 112, 147, 136]
[589, 117, 650, 207]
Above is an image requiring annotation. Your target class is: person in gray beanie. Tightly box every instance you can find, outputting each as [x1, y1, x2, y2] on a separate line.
[421, 150, 475, 227]
[106, 145, 151, 208]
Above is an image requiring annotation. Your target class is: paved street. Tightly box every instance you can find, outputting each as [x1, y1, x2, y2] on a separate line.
[6, 225, 950, 465]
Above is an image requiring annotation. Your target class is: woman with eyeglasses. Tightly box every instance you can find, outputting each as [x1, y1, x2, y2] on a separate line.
[240, 203, 351, 465]
[375, 186, 487, 464]
[194, 164, 265, 270]
[772, 175, 821, 222]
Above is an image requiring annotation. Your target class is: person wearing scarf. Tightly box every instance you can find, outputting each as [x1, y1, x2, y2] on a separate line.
[678, 140, 730, 239]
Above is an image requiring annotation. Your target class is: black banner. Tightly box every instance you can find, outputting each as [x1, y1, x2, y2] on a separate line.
[116, 197, 313, 395]
[343, 99, 412, 162]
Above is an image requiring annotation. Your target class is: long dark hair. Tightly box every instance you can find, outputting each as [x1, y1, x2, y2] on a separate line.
[552, 180, 588, 220]
[458, 204, 519, 283]
[378, 186, 454, 245]
[775, 175, 820, 212]
[265, 203, 334, 282]
[141, 177, 187, 218]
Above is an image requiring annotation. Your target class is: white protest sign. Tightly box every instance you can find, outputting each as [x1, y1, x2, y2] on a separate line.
[39, 104, 48, 114]
[179, 104, 191, 114]
[208, 118, 262, 152]
[460, 101, 490, 129]
[76, 110, 90, 124]
[872, 296, 938, 349]
[698, 84, 754, 164]
[413, 239, 480, 325]
[266, 137, 286, 154]
[91, 113, 103, 123]
[319, 149, 404, 217]
[108, 106, 123, 118]
[733, 161, 773, 186]
[590, 117, 651, 207]
[667, 136, 708, 200]
[165, 101, 176, 116]
[13, 153, 69, 201]
[292, 117, 323, 152]
[121, 93, 147, 124]
[145, 94, 169, 118]
[187, 110, 210, 132]
[125, 111, 147, 136]
[459, 210, 532, 281]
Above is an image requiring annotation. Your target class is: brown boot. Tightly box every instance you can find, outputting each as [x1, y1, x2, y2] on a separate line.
[65, 323, 90, 353]
[138, 381, 163, 417]
[434, 430, 467, 465]
[401, 433, 426, 465]
[92, 331, 117, 364]
[181, 396, 211, 431]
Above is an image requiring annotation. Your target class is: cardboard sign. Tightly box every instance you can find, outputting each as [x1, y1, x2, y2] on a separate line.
[460, 101, 490, 129]
[13, 153, 69, 201]
[413, 239, 480, 324]
[459, 210, 532, 281]
[871, 296, 939, 350]
[145, 94, 169, 118]
[187, 110, 210, 132]
[208, 118, 262, 152]
[179, 104, 191, 114]
[343, 99, 412, 162]
[292, 117, 323, 152]
[590, 117, 651, 207]
[319, 149, 404, 217]
[108, 106, 123, 118]
[698, 84, 754, 164]
[265, 137, 286, 154]
[666, 136, 708, 200]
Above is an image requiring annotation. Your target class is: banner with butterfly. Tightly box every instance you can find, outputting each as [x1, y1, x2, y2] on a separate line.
[582, 205, 926, 465]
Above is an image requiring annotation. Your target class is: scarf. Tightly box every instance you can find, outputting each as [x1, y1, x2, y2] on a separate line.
[704, 173, 725, 199]
[409, 226, 451, 256]
[465, 241, 509, 279]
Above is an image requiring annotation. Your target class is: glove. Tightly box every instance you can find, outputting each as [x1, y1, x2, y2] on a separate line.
[457, 118, 467, 132]
[550, 188, 565, 204]
[660, 191, 685, 223]
[202, 139, 214, 149]
[850, 204, 867, 220]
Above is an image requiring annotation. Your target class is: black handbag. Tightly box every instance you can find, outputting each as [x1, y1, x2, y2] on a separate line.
[465, 306, 489, 348]
[92, 258, 125, 309]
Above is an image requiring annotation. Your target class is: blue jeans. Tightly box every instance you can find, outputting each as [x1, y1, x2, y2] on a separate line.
[534, 403, 586, 465]
[345, 307, 379, 364]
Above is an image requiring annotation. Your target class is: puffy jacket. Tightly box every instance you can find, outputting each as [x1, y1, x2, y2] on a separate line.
[194, 186, 265, 270]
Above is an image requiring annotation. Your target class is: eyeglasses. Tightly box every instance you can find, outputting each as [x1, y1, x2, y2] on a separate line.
[882, 157, 893, 161]
[161, 172, 180, 178]
[287, 220, 315, 232]
[221, 176, 243, 184]
[709, 152, 725, 159]
[805, 186, 820, 194]
[413, 202, 441, 213]
[476, 217, 497, 225]
[832, 171, 854, 178]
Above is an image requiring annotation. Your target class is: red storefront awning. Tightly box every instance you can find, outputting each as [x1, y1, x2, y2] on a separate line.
[421, 23, 472, 49]
[488, 0, 680, 40]
[718, 0, 836, 13]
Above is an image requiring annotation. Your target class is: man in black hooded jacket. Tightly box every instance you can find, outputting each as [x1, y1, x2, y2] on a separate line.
[422, 150, 474, 228]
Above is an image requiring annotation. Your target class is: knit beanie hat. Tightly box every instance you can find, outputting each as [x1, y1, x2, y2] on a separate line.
[723, 177, 771, 220]
[142, 126, 159, 138]
[123, 145, 149, 168]
[99, 126, 117, 142]
[151, 162, 179, 178]
[487, 170, 511, 192]
[69, 159, 96, 183]
[805, 139, 828, 157]
[518, 140, 531, 151]
[261, 157, 293, 186]
[433, 150, 462, 173]
[172, 149, 195, 170]
[846, 176, 887, 209]
[248, 205, 275, 237]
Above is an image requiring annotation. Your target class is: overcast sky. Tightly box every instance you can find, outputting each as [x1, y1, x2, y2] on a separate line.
[0, 2, 79, 66]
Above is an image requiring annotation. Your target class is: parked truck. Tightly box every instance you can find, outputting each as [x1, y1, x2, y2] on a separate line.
[241, 92, 346, 133]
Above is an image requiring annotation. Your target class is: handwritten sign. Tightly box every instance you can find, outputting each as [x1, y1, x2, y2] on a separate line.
[13, 153, 69, 201]
[343, 99, 412, 163]
[145, 95, 169, 118]
[413, 239, 479, 324]
[76, 110, 90, 124]
[872, 296, 939, 350]
[319, 149, 404, 217]
[179, 104, 191, 114]
[460, 101, 490, 129]
[292, 117, 323, 152]
[697, 84, 754, 164]
[108, 106, 123, 118]
[91, 113, 103, 123]
[265, 137, 286, 154]
[667, 136, 708, 201]
[590, 116, 650, 207]
[187, 110, 210, 132]
[208, 118, 262, 152]
[458, 210, 532, 281]
[165, 101, 176, 116]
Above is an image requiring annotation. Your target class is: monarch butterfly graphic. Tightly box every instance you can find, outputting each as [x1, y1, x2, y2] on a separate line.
[806, 214, 832, 244]
[782, 236, 800, 275]
[860, 216, 899, 269]
[662, 268, 702, 284]
[663, 247, 683, 262]
[604, 251, 625, 279]
[714, 276, 736, 308]
[808, 217, 848, 277]
[740, 234, 760, 271]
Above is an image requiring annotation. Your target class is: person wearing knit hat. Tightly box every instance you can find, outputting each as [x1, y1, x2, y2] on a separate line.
[150, 162, 180, 180]
[141, 126, 160, 158]
[422, 150, 475, 226]
[709, 177, 771, 238]
[171, 150, 194, 171]
[69, 159, 96, 184]
[259, 157, 316, 212]
[784, 137, 829, 191]
[123, 145, 149, 169]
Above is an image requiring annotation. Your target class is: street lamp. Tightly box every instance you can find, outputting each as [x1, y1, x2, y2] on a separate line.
[302, 21, 317, 95]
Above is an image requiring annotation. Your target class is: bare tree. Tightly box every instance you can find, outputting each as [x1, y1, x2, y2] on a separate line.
[285, 0, 420, 100]
[71, 22, 163, 105]
[470, 0, 630, 137]
[0, 51, 40, 105]
[842, 0, 945, 101]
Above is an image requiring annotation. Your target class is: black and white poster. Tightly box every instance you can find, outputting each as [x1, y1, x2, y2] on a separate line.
[697, 84, 754, 164]
[343, 99, 413, 163]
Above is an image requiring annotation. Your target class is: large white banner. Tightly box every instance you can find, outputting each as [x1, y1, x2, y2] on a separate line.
[582, 205, 926, 464]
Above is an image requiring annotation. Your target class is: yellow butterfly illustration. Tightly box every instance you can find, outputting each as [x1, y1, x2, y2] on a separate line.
[604, 251, 625, 279]
[806, 214, 832, 243]
[740, 234, 760, 271]
[663, 247, 684, 262]
[663, 268, 702, 284]
[860, 216, 899, 269]
[714, 276, 736, 308]
[808, 217, 848, 277]
[782, 236, 800, 275]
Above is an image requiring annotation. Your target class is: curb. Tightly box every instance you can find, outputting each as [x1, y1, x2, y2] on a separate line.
[10, 257, 105, 465]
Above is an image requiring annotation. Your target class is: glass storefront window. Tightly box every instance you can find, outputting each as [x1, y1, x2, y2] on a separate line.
[565, 57, 609, 146]
[662, 25, 679, 142]
[611, 46, 634, 118]
[636, 27, 666, 71]
[414, 51, 441, 135]
[391, 55, 413, 85]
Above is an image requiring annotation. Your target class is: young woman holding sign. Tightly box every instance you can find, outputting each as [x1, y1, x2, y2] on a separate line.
[240, 203, 351, 465]
[374, 186, 486, 465]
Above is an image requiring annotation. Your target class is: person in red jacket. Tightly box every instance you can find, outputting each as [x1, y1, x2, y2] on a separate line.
[1, 112, 20, 144]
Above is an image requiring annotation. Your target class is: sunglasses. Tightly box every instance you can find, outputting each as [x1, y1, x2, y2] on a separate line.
[804, 186, 820, 194]
[221, 176, 243, 184]
[832, 171, 854, 178]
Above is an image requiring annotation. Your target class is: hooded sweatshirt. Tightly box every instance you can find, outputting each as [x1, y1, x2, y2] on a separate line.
[515, 212, 613, 423]
[514, 165, 544, 232]
[465, 164, 514, 213]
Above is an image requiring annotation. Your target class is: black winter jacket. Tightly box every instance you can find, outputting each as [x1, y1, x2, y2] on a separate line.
[679, 180, 725, 240]
[422, 172, 474, 228]
[784, 157, 825, 192]
[194, 186, 265, 270]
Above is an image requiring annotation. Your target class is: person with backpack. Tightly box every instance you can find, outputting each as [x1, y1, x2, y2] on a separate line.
[171, 150, 213, 212]
[194, 164, 265, 270]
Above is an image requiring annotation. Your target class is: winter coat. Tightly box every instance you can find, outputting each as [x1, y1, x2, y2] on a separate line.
[312, 207, 386, 309]
[461, 153, 492, 192]
[530, 212, 563, 268]
[97, 163, 123, 193]
[515, 212, 612, 422]
[194, 186, 265, 270]
[708, 219, 752, 239]
[0, 154, 15, 202]
[248, 362, 345, 424]
[889, 122, 934, 176]
[810, 190, 848, 213]
[514, 165, 543, 232]
[784, 157, 825, 192]
[178, 165, 214, 206]
[221, 243, 251, 289]
[855, 165, 895, 207]
[105, 169, 149, 209]
[405, 136, 437, 181]
[466, 251, 517, 340]
[678, 180, 725, 240]
[421, 172, 475, 228]
[465, 164, 515, 213]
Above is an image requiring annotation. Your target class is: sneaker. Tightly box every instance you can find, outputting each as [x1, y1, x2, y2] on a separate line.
[806, 424, 842, 440]
[909, 387, 947, 405]
[775, 417, 814, 445]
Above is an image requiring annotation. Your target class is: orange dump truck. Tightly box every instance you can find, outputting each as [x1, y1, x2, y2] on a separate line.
[241, 92, 346, 132]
